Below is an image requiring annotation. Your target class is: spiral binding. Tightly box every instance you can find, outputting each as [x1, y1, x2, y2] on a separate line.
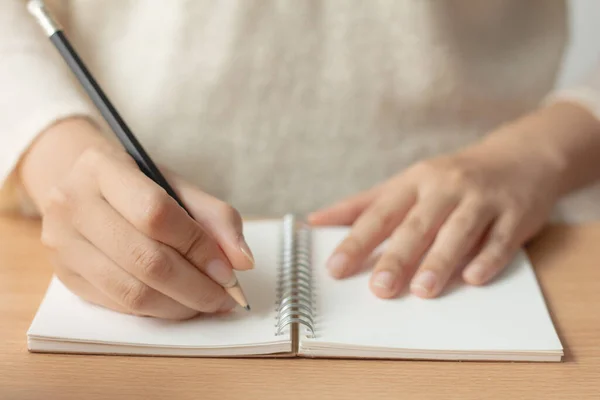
[274, 214, 316, 338]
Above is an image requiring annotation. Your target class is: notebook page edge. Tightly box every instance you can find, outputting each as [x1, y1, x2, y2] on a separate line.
[26, 219, 287, 353]
[303, 226, 563, 356]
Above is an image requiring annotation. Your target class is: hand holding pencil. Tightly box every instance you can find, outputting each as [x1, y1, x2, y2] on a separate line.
[24, 0, 253, 318]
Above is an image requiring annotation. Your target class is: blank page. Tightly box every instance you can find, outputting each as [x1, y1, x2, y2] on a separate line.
[28, 220, 289, 356]
[301, 227, 562, 359]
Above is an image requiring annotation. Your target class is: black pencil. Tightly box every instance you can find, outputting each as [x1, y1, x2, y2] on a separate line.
[27, 0, 250, 311]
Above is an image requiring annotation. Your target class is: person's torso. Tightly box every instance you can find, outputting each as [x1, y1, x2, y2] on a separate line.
[54, 0, 568, 216]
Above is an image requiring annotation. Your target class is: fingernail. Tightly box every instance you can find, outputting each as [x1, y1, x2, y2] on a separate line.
[217, 296, 237, 313]
[238, 235, 255, 268]
[464, 263, 486, 284]
[372, 270, 395, 290]
[327, 253, 349, 278]
[205, 259, 237, 288]
[411, 270, 437, 296]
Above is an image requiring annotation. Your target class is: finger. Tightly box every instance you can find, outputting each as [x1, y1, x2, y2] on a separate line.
[43, 193, 190, 318]
[78, 148, 252, 274]
[174, 177, 255, 271]
[60, 191, 234, 314]
[462, 212, 522, 285]
[139, 164, 254, 270]
[53, 237, 206, 319]
[53, 266, 135, 315]
[326, 186, 417, 279]
[456, 225, 491, 270]
[307, 186, 381, 226]
[409, 198, 496, 298]
[368, 195, 459, 298]
[41, 190, 78, 251]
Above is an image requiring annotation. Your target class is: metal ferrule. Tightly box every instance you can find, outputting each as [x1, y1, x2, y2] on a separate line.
[27, 0, 62, 36]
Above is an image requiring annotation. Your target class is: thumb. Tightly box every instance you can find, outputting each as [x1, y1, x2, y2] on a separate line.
[308, 187, 380, 226]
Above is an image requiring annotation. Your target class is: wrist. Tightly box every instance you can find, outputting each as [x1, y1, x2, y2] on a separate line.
[461, 127, 566, 190]
[467, 102, 600, 196]
[541, 101, 600, 194]
[18, 117, 117, 211]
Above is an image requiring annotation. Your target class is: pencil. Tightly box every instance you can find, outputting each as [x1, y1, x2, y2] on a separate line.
[27, 0, 250, 312]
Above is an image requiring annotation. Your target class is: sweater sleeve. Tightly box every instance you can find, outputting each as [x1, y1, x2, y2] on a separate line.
[542, 62, 600, 223]
[545, 61, 600, 122]
[0, 1, 98, 215]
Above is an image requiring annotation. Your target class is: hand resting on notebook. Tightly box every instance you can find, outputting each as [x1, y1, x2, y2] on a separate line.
[310, 102, 599, 300]
[19, 118, 254, 319]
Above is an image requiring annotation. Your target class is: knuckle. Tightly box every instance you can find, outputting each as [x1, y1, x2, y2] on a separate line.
[40, 226, 59, 249]
[213, 201, 244, 234]
[43, 186, 72, 215]
[463, 225, 480, 242]
[476, 253, 503, 274]
[403, 214, 428, 237]
[448, 168, 469, 185]
[139, 188, 173, 235]
[446, 166, 480, 192]
[368, 205, 398, 232]
[490, 229, 512, 250]
[40, 232, 53, 249]
[183, 229, 210, 261]
[381, 249, 409, 269]
[120, 281, 154, 311]
[76, 146, 108, 171]
[230, 208, 243, 226]
[340, 234, 366, 258]
[483, 232, 515, 266]
[452, 214, 479, 238]
[132, 244, 173, 281]
[215, 201, 241, 221]
[114, 151, 138, 167]
[429, 250, 452, 269]
[410, 160, 435, 176]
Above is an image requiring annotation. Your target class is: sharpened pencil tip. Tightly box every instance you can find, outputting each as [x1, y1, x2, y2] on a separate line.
[244, 305, 251, 311]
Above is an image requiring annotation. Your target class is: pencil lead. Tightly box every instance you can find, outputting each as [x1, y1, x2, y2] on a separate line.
[244, 305, 251, 311]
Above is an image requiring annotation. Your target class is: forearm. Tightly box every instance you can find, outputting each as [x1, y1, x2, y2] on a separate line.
[18, 118, 117, 211]
[470, 101, 600, 197]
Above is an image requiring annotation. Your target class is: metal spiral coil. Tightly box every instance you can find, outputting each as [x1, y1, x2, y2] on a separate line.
[274, 214, 316, 338]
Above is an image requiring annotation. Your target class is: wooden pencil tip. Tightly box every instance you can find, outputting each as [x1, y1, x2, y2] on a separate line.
[244, 305, 251, 311]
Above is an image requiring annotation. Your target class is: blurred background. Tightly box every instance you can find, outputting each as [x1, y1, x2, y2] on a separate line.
[557, 0, 600, 88]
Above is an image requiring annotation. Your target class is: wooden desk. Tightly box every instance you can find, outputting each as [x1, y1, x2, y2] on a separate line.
[1, 215, 599, 400]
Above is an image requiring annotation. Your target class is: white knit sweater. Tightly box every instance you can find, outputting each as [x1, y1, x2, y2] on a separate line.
[1, 0, 600, 222]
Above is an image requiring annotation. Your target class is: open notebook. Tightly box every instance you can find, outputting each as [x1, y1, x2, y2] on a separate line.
[27, 215, 563, 361]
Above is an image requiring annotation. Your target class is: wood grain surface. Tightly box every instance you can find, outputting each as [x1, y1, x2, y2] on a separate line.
[0, 214, 599, 400]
